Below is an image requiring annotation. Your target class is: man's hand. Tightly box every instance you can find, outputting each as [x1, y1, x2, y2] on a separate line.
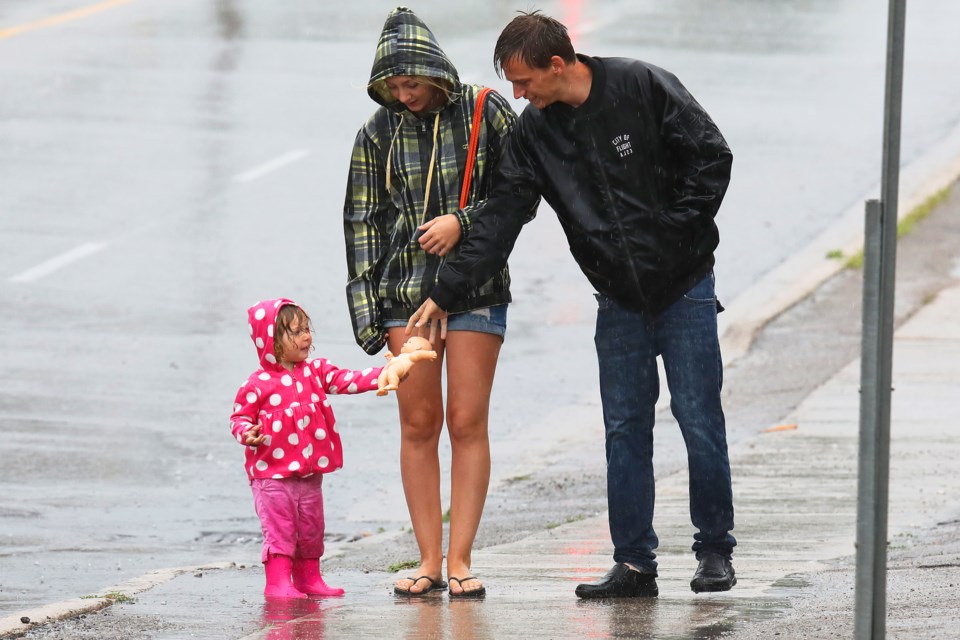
[406, 298, 448, 344]
[242, 423, 266, 446]
[417, 215, 461, 256]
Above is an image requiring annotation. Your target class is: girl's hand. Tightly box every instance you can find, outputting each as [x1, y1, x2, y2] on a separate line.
[417, 215, 461, 256]
[242, 423, 266, 446]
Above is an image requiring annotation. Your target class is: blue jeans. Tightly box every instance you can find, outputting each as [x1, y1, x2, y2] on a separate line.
[594, 273, 735, 572]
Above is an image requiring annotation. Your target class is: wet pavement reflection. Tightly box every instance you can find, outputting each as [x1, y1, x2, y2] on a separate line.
[259, 597, 325, 640]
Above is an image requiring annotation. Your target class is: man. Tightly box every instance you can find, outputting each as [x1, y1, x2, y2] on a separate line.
[409, 11, 736, 598]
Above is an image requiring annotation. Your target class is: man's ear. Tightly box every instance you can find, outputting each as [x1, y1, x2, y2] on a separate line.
[550, 55, 566, 75]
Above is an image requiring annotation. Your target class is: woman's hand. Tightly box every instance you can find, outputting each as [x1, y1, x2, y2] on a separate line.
[417, 214, 461, 256]
[406, 298, 448, 343]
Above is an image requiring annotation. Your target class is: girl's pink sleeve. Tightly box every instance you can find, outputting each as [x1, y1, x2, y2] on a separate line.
[229, 379, 262, 442]
[311, 359, 383, 395]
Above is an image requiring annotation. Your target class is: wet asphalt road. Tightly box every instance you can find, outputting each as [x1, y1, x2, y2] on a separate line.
[2, 0, 960, 619]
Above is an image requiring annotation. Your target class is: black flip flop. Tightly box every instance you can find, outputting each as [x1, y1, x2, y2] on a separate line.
[448, 576, 486, 599]
[393, 575, 446, 597]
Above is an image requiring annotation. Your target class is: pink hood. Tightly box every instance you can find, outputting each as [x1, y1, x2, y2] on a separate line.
[247, 297, 297, 371]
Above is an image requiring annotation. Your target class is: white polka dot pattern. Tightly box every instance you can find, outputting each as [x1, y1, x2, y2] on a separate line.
[229, 298, 385, 481]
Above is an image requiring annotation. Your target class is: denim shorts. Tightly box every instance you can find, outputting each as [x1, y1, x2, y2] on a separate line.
[383, 304, 507, 339]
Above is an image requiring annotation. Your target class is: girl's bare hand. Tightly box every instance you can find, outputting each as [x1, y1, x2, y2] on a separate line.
[242, 423, 266, 446]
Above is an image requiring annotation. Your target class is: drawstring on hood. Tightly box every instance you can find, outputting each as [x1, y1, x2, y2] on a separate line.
[385, 111, 441, 223]
[384, 113, 404, 192]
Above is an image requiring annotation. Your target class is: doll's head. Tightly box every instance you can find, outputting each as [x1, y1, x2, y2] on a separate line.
[400, 336, 434, 354]
[274, 304, 314, 365]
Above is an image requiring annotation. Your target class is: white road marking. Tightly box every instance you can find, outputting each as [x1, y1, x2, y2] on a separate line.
[232, 149, 311, 183]
[6, 148, 311, 284]
[9, 242, 107, 283]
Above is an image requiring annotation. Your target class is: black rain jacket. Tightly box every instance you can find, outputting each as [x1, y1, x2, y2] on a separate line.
[430, 55, 733, 316]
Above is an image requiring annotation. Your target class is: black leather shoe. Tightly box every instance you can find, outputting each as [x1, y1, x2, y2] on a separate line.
[575, 563, 659, 599]
[690, 553, 737, 593]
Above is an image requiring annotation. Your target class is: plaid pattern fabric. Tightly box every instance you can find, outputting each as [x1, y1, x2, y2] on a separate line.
[343, 8, 517, 355]
[367, 8, 457, 107]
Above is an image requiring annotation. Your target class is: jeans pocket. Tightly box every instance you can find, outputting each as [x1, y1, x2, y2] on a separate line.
[682, 272, 716, 305]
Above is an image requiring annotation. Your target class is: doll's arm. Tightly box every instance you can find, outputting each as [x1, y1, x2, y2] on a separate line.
[376, 364, 403, 396]
[407, 350, 438, 364]
[376, 350, 436, 395]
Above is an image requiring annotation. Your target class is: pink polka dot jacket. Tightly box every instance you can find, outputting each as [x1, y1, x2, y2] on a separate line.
[229, 298, 383, 480]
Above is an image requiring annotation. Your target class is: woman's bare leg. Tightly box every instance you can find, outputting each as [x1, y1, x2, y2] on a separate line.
[389, 327, 446, 593]
[444, 330, 501, 594]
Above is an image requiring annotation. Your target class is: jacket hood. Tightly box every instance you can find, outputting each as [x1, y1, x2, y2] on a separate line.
[367, 7, 459, 111]
[247, 298, 298, 371]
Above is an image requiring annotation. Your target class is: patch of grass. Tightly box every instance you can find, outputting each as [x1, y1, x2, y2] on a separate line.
[845, 185, 951, 270]
[377, 527, 386, 534]
[546, 514, 588, 530]
[82, 591, 135, 603]
[826, 249, 844, 260]
[897, 186, 949, 238]
[504, 474, 532, 484]
[387, 560, 420, 573]
[441, 508, 451, 523]
[846, 251, 864, 269]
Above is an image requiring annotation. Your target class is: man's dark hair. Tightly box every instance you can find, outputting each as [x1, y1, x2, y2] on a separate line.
[493, 11, 576, 77]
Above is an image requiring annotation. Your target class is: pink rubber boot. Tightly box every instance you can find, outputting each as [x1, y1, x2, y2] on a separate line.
[264, 554, 307, 599]
[292, 558, 344, 597]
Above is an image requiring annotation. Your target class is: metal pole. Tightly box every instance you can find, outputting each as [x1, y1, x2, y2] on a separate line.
[855, 199, 885, 638]
[854, 0, 906, 637]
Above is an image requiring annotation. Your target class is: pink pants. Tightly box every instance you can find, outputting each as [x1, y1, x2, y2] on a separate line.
[250, 474, 325, 563]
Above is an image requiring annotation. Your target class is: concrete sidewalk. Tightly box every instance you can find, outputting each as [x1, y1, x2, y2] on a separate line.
[5, 285, 960, 639]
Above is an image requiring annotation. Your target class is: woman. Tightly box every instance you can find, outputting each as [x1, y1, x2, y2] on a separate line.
[343, 7, 526, 597]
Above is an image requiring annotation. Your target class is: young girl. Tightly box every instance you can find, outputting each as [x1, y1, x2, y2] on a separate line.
[343, 7, 535, 597]
[229, 298, 387, 599]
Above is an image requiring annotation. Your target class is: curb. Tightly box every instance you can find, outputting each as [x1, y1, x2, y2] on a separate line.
[0, 562, 238, 639]
[718, 120, 960, 364]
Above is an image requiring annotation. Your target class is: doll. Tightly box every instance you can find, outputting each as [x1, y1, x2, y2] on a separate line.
[377, 336, 438, 396]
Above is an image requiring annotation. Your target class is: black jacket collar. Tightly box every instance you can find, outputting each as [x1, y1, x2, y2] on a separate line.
[547, 54, 605, 118]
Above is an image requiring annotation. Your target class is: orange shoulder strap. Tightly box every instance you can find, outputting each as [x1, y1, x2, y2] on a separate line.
[459, 87, 493, 209]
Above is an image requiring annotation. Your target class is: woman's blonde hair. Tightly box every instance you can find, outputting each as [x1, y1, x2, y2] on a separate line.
[376, 75, 459, 105]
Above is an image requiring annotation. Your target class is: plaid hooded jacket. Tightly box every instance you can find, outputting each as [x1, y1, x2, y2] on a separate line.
[344, 7, 530, 355]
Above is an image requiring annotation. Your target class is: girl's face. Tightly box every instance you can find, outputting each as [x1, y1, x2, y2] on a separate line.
[385, 76, 442, 115]
[278, 317, 312, 367]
